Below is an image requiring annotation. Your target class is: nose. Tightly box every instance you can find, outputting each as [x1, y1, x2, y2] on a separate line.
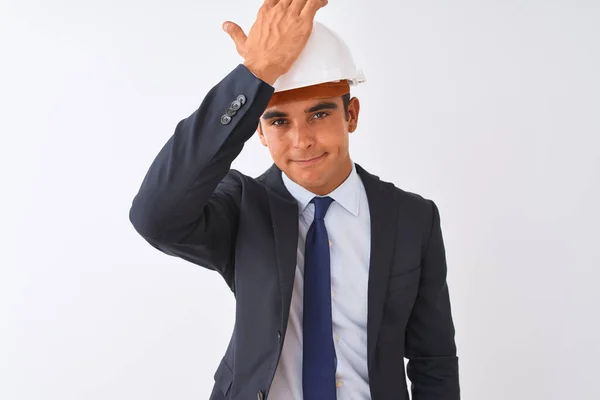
[290, 124, 314, 150]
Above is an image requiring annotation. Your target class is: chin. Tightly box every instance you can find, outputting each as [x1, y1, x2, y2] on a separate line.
[291, 167, 329, 189]
[292, 168, 320, 182]
[283, 153, 336, 187]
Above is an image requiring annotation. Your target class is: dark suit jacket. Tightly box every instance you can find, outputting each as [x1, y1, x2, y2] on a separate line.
[129, 64, 460, 400]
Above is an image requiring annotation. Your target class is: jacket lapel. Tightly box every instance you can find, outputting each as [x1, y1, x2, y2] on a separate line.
[259, 164, 299, 335]
[355, 164, 399, 370]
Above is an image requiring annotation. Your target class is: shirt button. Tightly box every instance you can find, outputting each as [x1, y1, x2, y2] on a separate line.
[257, 389, 264, 400]
[329, 240, 332, 247]
[331, 290, 335, 298]
[335, 334, 340, 342]
[336, 380, 344, 388]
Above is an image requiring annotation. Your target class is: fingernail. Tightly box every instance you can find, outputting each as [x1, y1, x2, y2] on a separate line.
[222, 22, 229, 31]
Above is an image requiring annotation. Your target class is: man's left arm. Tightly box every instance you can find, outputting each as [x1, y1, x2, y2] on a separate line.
[405, 200, 460, 399]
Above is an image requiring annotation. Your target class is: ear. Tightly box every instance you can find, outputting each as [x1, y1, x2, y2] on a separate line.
[348, 97, 360, 133]
[257, 122, 268, 147]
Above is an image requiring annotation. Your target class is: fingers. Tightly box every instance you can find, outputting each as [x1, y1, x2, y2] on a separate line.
[300, 0, 327, 18]
[289, 0, 309, 16]
[278, 0, 293, 8]
[222, 21, 247, 54]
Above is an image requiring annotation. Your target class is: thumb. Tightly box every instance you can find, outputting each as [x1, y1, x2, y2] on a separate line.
[222, 21, 247, 51]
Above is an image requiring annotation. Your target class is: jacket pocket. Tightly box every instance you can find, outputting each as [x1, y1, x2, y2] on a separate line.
[387, 266, 421, 294]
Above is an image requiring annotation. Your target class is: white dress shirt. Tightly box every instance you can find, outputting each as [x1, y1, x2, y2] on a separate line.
[268, 162, 372, 400]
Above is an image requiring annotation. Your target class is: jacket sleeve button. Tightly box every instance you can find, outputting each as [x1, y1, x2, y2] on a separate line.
[220, 115, 232, 125]
[230, 100, 241, 110]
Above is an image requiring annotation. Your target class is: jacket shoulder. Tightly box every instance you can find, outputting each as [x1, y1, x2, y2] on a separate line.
[386, 180, 433, 210]
[358, 164, 434, 210]
[360, 166, 438, 246]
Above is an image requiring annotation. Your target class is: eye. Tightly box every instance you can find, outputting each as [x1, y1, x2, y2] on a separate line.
[312, 111, 330, 120]
[271, 119, 288, 126]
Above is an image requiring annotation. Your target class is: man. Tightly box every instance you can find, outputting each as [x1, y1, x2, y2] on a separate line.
[129, 0, 460, 399]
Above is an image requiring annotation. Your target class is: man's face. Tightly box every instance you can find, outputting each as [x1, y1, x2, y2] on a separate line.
[258, 95, 360, 195]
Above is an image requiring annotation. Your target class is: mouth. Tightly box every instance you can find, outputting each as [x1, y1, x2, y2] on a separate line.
[293, 153, 327, 166]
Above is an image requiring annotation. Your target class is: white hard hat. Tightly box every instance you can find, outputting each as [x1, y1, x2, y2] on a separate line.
[272, 21, 366, 93]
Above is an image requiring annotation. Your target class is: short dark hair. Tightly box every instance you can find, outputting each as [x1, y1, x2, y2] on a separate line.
[342, 93, 350, 121]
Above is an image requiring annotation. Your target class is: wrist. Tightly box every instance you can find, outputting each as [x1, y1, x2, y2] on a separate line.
[243, 61, 282, 86]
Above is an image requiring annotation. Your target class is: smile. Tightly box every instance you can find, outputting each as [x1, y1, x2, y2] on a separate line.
[293, 153, 326, 166]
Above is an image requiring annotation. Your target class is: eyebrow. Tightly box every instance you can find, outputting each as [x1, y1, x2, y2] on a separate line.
[261, 101, 338, 120]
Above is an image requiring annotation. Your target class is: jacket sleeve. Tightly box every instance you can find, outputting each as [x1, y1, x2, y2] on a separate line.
[405, 200, 460, 399]
[128, 64, 274, 290]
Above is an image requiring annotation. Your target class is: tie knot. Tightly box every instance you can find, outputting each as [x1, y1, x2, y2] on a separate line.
[311, 196, 334, 220]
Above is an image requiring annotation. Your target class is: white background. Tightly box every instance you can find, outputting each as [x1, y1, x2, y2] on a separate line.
[1, 0, 599, 399]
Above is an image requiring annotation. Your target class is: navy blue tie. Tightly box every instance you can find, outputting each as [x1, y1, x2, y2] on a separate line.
[303, 196, 337, 400]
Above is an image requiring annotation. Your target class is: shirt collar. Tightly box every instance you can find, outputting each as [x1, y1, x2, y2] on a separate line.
[281, 162, 361, 217]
